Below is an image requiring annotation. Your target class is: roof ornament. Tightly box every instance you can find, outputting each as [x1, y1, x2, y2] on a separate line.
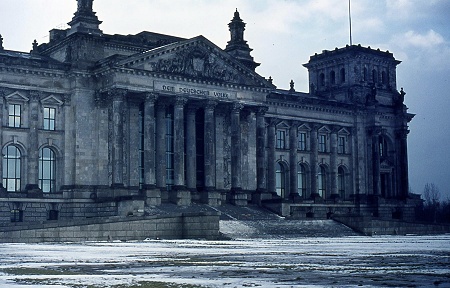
[0, 34, 3, 50]
[289, 80, 295, 92]
[77, 0, 94, 13]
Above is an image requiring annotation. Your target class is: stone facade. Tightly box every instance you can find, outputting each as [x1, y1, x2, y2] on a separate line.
[0, 0, 419, 229]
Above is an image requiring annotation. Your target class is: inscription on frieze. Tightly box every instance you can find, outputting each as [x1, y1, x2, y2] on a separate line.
[154, 81, 237, 100]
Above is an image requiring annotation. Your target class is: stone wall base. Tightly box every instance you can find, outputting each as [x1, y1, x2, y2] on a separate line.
[0, 212, 220, 243]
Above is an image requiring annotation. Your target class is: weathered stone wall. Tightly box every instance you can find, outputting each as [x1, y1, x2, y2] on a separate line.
[333, 215, 450, 236]
[0, 212, 220, 243]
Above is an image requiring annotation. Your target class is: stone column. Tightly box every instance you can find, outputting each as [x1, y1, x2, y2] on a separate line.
[25, 91, 41, 194]
[203, 100, 220, 205]
[185, 104, 197, 191]
[170, 96, 190, 205]
[231, 102, 247, 205]
[155, 101, 167, 192]
[310, 124, 319, 198]
[204, 101, 216, 189]
[330, 126, 339, 199]
[256, 107, 267, 193]
[0, 90, 4, 192]
[371, 127, 381, 196]
[267, 119, 277, 194]
[289, 121, 299, 201]
[396, 129, 409, 199]
[110, 88, 126, 188]
[231, 102, 243, 191]
[143, 92, 160, 205]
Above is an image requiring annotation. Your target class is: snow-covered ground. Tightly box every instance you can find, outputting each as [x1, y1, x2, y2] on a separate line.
[0, 232, 449, 287]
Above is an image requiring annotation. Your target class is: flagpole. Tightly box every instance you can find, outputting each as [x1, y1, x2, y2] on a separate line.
[349, 0, 353, 45]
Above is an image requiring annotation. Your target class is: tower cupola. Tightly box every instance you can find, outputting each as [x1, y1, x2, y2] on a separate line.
[225, 9, 259, 71]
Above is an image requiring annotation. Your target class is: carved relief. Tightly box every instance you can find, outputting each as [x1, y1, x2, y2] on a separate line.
[148, 44, 245, 84]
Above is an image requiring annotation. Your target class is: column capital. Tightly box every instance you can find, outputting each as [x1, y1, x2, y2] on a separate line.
[174, 96, 188, 107]
[231, 102, 244, 113]
[290, 120, 300, 129]
[204, 100, 218, 110]
[144, 92, 158, 103]
[29, 90, 42, 102]
[367, 126, 383, 136]
[395, 129, 409, 139]
[108, 88, 127, 101]
[255, 106, 268, 116]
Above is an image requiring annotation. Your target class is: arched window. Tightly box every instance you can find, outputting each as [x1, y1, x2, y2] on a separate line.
[363, 67, 368, 81]
[317, 165, 327, 197]
[39, 147, 56, 193]
[319, 73, 325, 86]
[297, 164, 307, 197]
[338, 167, 346, 199]
[379, 136, 388, 158]
[381, 71, 387, 84]
[275, 162, 286, 198]
[340, 68, 346, 83]
[330, 70, 336, 84]
[2, 145, 21, 192]
[372, 69, 378, 83]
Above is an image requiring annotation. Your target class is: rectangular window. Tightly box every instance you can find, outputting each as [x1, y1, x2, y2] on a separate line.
[43, 107, 56, 130]
[10, 209, 23, 222]
[276, 130, 286, 149]
[338, 136, 346, 154]
[318, 134, 327, 152]
[298, 132, 307, 151]
[8, 104, 21, 128]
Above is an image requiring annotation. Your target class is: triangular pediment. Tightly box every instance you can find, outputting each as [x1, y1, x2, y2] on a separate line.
[4, 91, 29, 102]
[41, 95, 64, 106]
[117, 36, 274, 88]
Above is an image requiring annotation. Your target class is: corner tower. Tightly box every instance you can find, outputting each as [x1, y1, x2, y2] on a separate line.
[225, 9, 260, 71]
[68, 0, 102, 36]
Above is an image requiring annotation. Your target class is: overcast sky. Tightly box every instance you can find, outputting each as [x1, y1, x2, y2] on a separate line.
[1, 0, 449, 200]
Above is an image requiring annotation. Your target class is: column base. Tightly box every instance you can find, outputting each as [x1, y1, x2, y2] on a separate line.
[252, 189, 274, 205]
[169, 186, 191, 206]
[231, 188, 248, 206]
[144, 186, 161, 206]
[25, 184, 42, 198]
[201, 188, 221, 207]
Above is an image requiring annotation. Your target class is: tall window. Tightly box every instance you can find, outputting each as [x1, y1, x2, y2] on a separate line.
[319, 73, 325, 86]
[297, 164, 307, 197]
[330, 70, 336, 84]
[338, 136, 346, 154]
[379, 136, 388, 158]
[165, 107, 174, 191]
[340, 68, 346, 83]
[276, 130, 286, 149]
[275, 162, 286, 198]
[2, 145, 21, 192]
[318, 134, 327, 152]
[338, 167, 346, 199]
[138, 105, 145, 190]
[363, 67, 368, 82]
[39, 147, 56, 193]
[317, 165, 327, 197]
[372, 69, 378, 83]
[298, 131, 307, 151]
[8, 104, 21, 128]
[43, 107, 56, 130]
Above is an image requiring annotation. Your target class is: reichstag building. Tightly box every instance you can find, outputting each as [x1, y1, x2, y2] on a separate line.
[0, 0, 419, 223]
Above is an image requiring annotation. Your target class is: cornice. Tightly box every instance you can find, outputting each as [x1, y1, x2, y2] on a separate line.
[94, 66, 274, 94]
